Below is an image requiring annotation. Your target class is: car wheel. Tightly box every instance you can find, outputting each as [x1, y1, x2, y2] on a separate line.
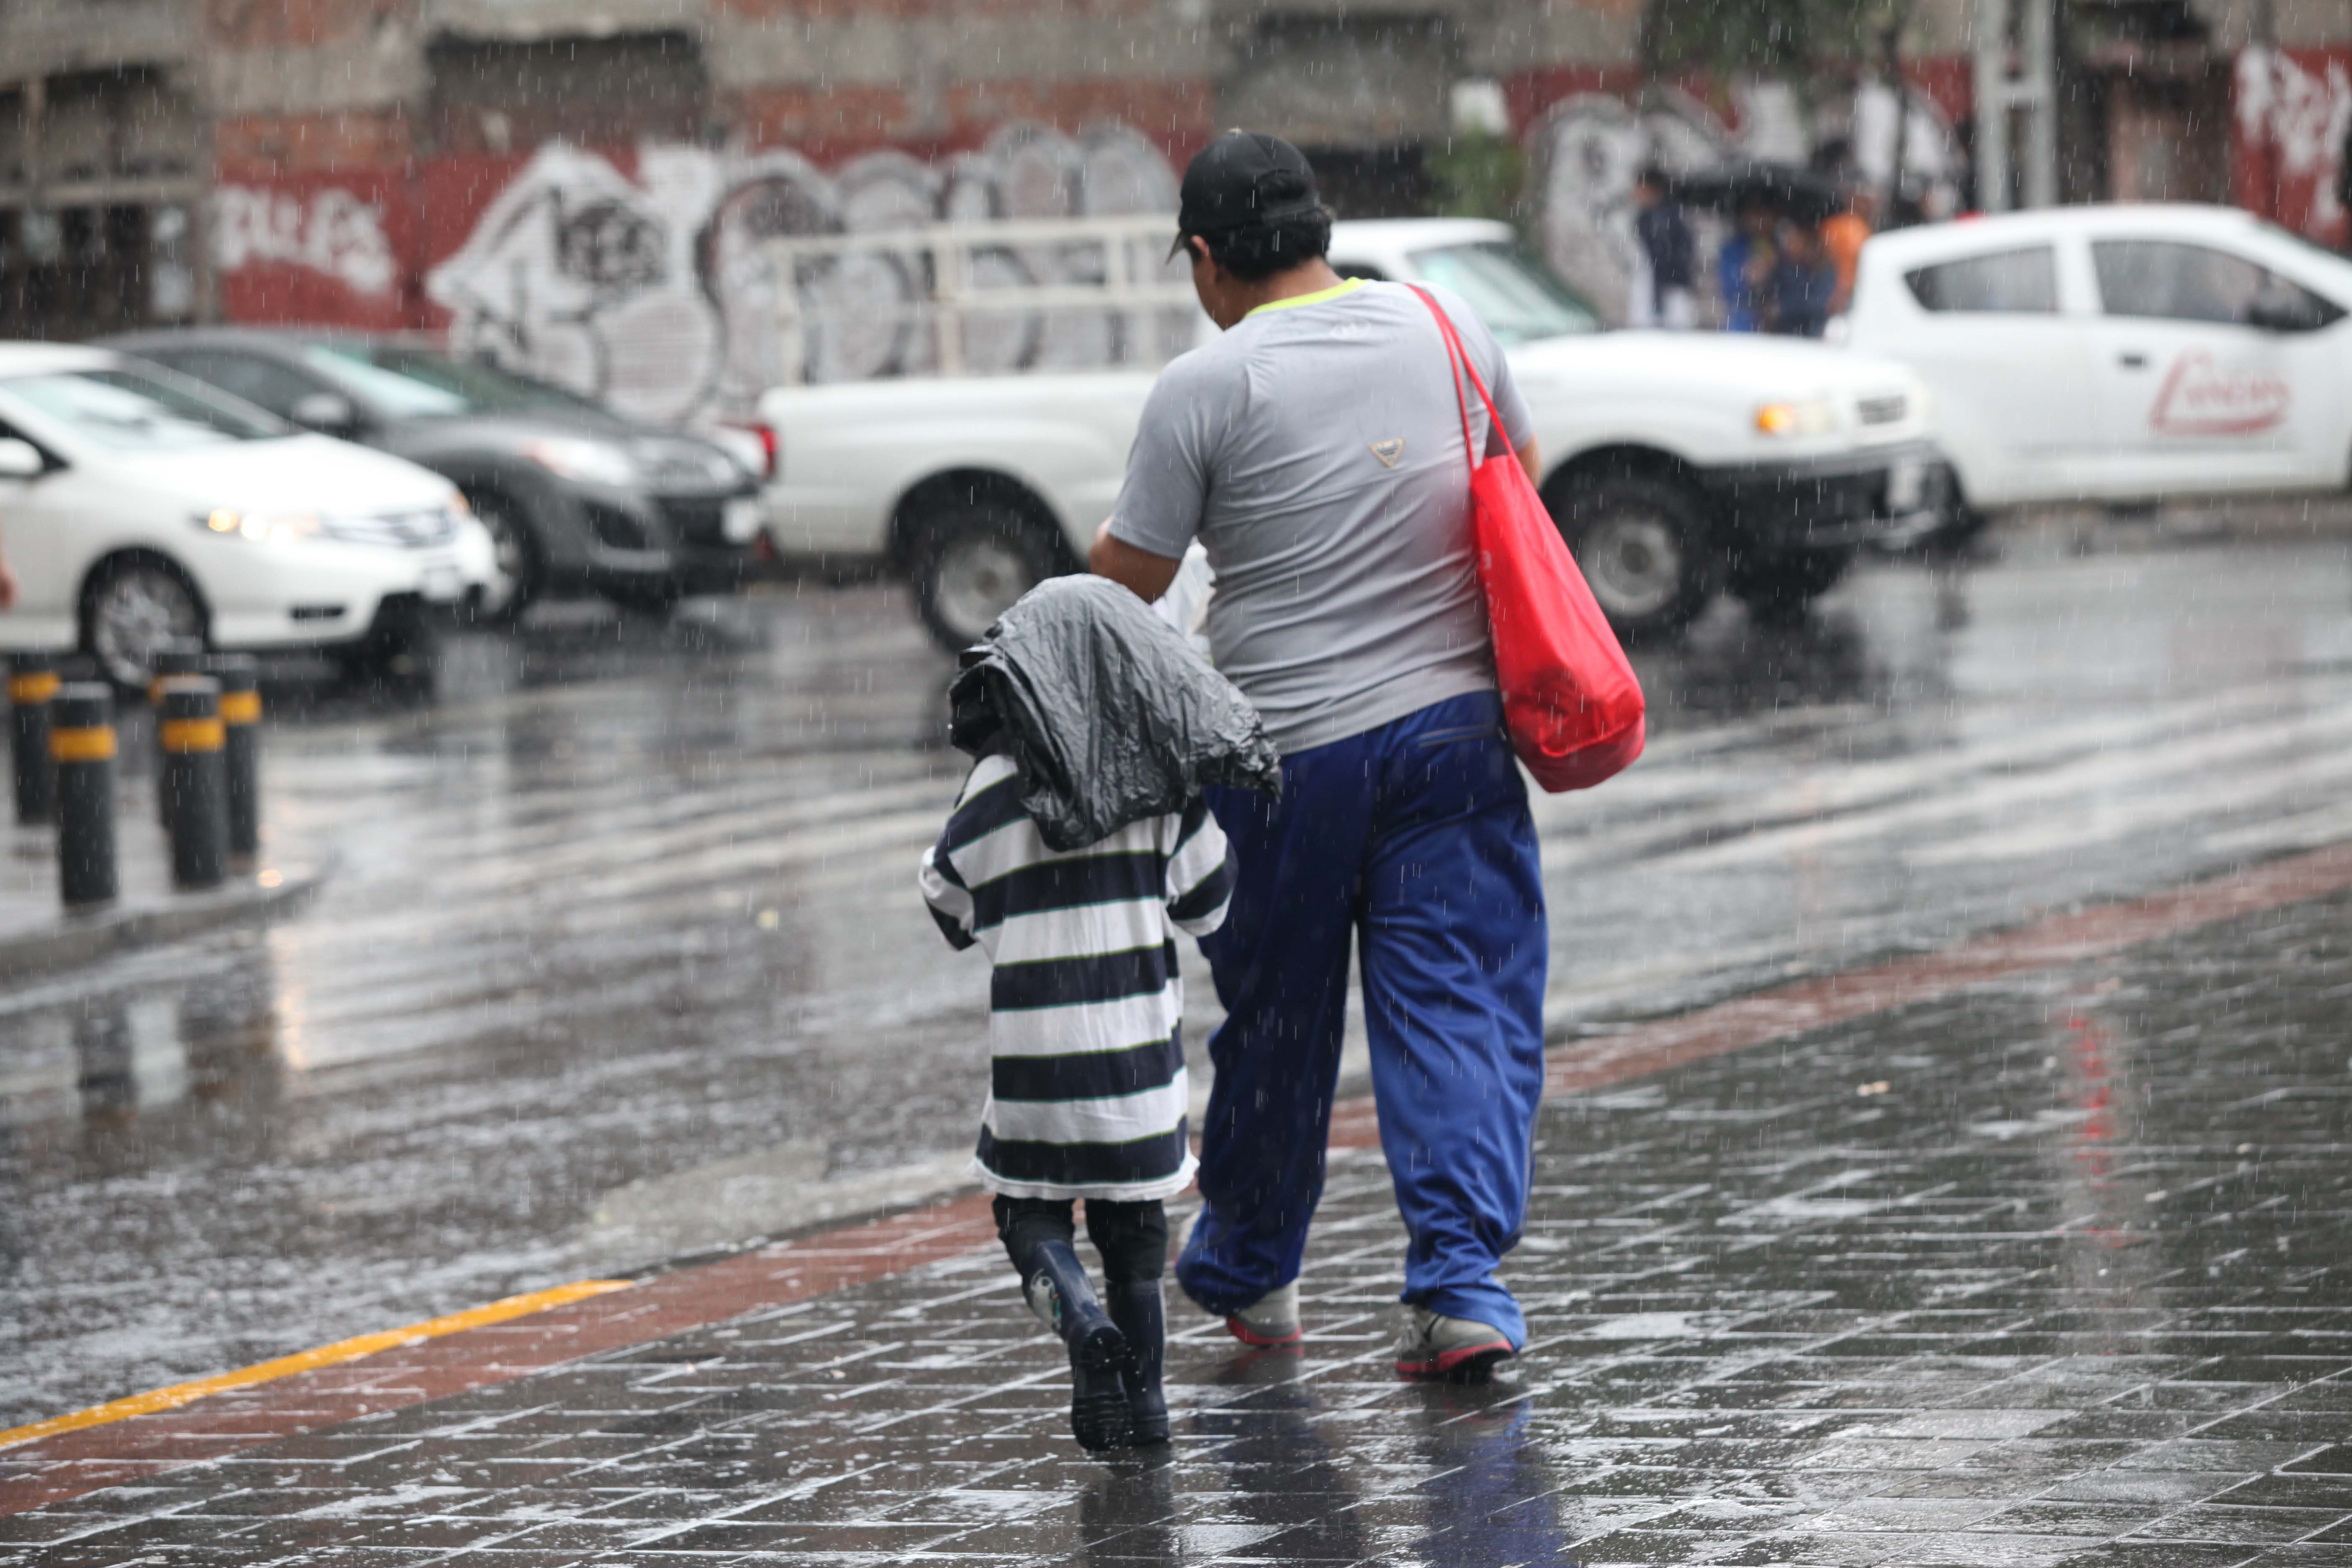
[1728, 545, 1854, 625]
[80, 555, 207, 694]
[909, 501, 1063, 653]
[466, 490, 541, 625]
[1544, 472, 1718, 642]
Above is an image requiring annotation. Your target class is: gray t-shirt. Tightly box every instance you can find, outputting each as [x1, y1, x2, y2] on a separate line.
[1109, 278, 1534, 754]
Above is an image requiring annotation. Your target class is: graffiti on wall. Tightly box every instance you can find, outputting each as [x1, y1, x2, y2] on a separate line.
[214, 184, 400, 299]
[2236, 48, 2352, 246]
[420, 121, 1187, 425]
[209, 88, 1975, 419]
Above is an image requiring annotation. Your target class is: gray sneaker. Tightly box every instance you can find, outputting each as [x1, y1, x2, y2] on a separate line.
[1393, 1308, 1513, 1382]
[1225, 1279, 1302, 1347]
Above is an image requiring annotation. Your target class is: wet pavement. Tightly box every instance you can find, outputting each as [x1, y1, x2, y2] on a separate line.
[4, 519, 2352, 1441]
[0, 841, 2345, 1564]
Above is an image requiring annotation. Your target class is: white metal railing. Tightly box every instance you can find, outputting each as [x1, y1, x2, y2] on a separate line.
[756, 214, 1201, 383]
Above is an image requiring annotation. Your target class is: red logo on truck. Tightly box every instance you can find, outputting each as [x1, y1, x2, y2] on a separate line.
[2151, 351, 2290, 436]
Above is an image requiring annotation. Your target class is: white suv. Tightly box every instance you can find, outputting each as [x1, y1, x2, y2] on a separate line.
[1845, 204, 2351, 526]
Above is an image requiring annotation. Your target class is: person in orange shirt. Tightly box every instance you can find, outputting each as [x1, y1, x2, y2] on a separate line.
[1822, 186, 1879, 314]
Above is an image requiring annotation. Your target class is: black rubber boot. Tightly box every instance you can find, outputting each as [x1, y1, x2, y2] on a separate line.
[1106, 1279, 1170, 1446]
[1021, 1239, 1133, 1452]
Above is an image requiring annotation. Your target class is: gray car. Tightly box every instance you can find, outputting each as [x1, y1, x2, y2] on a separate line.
[102, 330, 763, 621]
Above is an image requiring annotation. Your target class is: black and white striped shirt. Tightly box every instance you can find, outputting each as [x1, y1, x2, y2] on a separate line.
[919, 753, 1236, 1201]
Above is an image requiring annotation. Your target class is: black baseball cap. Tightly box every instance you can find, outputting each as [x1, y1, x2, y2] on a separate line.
[1171, 131, 1325, 259]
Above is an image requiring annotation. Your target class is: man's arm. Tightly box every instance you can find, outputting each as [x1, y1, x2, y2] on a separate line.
[1089, 521, 1183, 602]
[1516, 437, 1540, 488]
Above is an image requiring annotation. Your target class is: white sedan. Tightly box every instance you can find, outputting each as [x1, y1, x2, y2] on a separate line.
[0, 345, 495, 686]
[1846, 204, 2352, 522]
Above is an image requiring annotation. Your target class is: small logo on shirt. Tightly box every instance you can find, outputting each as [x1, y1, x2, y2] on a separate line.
[1369, 437, 1406, 468]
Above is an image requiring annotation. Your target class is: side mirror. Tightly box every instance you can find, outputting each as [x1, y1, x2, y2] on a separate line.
[0, 438, 46, 480]
[289, 391, 360, 435]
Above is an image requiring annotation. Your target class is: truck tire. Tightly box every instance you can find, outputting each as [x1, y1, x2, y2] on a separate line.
[909, 500, 1063, 653]
[1544, 472, 1718, 642]
[1728, 545, 1854, 625]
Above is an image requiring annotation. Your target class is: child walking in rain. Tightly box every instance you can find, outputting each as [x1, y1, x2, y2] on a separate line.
[917, 575, 1273, 1452]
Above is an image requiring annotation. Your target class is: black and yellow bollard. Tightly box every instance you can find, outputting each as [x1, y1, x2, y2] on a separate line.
[150, 640, 206, 827]
[51, 683, 117, 908]
[157, 676, 227, 891]
[10, 652, 60, 825]
[210, 655, 261, 864]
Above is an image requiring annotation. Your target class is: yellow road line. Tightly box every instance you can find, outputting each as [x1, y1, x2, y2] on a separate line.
[0, 1278, 630, 1453]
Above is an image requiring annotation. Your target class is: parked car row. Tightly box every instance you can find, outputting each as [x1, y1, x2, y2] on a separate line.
[0, 336, 766, 690]
[3, 202, 2334, 687]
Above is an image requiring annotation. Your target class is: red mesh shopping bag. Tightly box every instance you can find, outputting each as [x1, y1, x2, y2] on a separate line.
[1414, 286, 1645, 792]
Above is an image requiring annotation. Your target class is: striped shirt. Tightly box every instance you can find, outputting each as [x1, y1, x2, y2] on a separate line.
[918, 752, 1236, 1201]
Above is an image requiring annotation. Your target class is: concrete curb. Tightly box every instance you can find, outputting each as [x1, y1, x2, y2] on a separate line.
[0, 860, 328, 981]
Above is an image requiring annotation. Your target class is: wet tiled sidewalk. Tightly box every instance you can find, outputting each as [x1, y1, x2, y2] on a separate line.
[4, 886, 2349, 1566]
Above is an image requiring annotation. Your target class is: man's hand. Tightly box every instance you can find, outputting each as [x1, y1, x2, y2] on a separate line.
[0, 560, 20, 612]
[1088, 520, 1182, 603]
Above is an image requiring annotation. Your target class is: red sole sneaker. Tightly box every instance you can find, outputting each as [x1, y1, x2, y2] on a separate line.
[1225, 1315, 1303, 1349]
[1395, 1338, 1513, 1383]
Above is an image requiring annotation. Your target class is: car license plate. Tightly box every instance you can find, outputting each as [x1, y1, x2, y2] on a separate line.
[1888, 459, 1924, 512]
[422, 565, 464, 602]
[722, 496, 766, 544]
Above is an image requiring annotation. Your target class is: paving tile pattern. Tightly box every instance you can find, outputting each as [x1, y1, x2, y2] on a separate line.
[3, 889, 2347, 1566]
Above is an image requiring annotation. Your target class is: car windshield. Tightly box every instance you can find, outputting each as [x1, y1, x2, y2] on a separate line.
[0, 366, 286, 451]
[300, 343, 610, 418]
[1407, 242, 1601, 342]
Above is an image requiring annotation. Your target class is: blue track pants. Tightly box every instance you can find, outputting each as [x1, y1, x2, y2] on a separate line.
[1176, 692, 1548, 1346]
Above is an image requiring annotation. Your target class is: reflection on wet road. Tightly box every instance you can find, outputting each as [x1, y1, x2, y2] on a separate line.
[3, 530, 2349, 1426]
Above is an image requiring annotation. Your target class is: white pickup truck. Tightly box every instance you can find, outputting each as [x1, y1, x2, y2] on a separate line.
[758, 218, 1944, 648]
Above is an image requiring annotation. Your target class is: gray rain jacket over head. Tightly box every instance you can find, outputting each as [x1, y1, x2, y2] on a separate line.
[947, 575, 1281, 852]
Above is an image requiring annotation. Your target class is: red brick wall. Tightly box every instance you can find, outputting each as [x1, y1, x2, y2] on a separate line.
[206, 0, 411, 48]
[217, 111, 415, 175]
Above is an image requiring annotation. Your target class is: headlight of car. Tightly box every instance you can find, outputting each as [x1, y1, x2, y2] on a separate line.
[521, 436, 640, 487]
[196, 509, 326, 544]
[1754, 397, 1840, 436]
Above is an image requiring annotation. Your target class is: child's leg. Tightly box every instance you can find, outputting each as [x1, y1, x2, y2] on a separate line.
[1084, 1198, 1168, 1283]
[1087, 1199, 1171, 1446]
[994, 1195, 1078, 1291]
[993, 1196, 1132, 1451]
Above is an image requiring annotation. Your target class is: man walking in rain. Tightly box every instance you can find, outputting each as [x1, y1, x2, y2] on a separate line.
[1089, 131, 1550, 1382]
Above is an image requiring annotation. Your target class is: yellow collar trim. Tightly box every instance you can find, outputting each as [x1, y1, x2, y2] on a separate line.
[1245, 276, 1368, 318]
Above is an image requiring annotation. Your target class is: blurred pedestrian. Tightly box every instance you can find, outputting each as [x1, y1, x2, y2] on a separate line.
[1630, 165, 1698, 329]
[1717, 196, 1777, 332]
[919, 579, 1251, 1452]
[1090, 131, 1550, 1384]
[1821, 186, 1877, 313]
[1768, 221, 1837, 338]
